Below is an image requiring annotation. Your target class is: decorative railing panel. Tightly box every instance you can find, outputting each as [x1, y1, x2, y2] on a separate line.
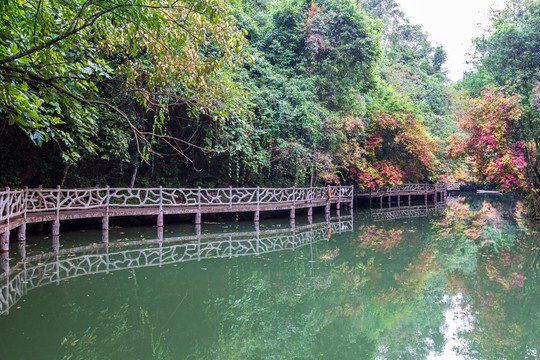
[1, 190, 27, 223]
[230, 188, 258, 204]
[7, 190, 26, 220]
[361, 183, 451, 196]
[26, 188, 58, 213]
[258, 188, 293, 204]
[58, 189, 107, 210]
[108, 188, 161, 207]
[329, 186, 353, 198]
[0, 193, 10, 222]
[163, 188, 199, 206]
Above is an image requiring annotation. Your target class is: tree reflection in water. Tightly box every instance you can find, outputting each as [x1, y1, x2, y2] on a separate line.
[435, 196, 540, 359]
[0, 195, 538, 359]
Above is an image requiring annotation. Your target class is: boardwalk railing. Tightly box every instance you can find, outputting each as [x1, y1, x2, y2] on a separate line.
[0, 216, 353, 315]
[0, 185, 352, 222]
[0, 186, 354, 252]
[363, 183, 449, 196]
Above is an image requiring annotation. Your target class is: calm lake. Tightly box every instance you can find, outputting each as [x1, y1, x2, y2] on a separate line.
[0, 194, 538, 359]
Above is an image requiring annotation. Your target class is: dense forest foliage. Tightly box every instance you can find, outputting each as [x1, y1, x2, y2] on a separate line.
[455, 0, 540, 216]
[0, 0, 538, 213]
[0, 0, 453, 188]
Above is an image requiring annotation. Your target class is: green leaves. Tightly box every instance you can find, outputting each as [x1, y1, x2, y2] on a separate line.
[461, 0, 540, 214]
[0, 0, 248, 163]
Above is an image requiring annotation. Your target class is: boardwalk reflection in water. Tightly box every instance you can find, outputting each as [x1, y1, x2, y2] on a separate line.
[370, 200, 447, 221]
[0, 216, 353, 315]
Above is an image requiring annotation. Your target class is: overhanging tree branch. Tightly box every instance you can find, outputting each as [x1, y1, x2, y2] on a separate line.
[0, 64, 218, 160]
[0, 4, 123, 67]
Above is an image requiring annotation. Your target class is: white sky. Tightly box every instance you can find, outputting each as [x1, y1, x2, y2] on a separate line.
[396, 0, 508, 82]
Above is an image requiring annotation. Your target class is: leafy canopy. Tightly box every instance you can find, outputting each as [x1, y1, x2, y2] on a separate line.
[0, 0, 247, 161]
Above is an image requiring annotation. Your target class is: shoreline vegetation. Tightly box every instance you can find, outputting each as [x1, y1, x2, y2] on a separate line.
[1, 0, 539, 217]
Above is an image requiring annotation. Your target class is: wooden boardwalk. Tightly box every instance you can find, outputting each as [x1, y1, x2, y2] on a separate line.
[0, 186, 354, 251]
[357, 183, 457, 207]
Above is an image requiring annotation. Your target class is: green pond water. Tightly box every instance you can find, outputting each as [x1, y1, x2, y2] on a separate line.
[0, 194, 538, 359]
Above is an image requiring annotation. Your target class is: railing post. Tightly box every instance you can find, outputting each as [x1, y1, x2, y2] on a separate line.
[196, 186, 201, 225]
[325, 185, 331, 218]
[229, 186, 232, 209]
[159, 186, 163, 211]
[157, 186, 163, 228]
[307, 187, 313, 221]
[37, 184, 42, 209]
[1, 187, 9, 252]
[255, 186, 260, 222]
[56, 185, 61, 217]
[337, 186, 341, 210]
[18, 187, 27, 241]
[350, 185, 354, 212]
[5, 187, 10, 226]
[52, 186, 60, 237]
[23, 186, 28, 221]
[106, 186, 110, 212]
[103, 186, 110, 232]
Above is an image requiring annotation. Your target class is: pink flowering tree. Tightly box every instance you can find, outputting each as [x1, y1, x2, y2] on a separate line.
[349, 110, 439, 189]
[447, 87, 527, 191]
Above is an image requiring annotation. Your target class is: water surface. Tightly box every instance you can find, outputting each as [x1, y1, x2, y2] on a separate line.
[0, 194, 538, 359]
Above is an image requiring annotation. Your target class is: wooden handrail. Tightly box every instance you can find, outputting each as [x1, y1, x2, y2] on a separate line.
[358, 183, 453, 196]
[0, 186, 354, 223]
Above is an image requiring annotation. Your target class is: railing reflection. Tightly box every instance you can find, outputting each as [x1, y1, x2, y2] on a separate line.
[0, 216, 353, 315]
[370, 201, 447, 221]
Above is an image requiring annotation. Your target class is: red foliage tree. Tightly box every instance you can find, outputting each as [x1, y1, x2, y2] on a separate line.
[448, 88, 527, 191]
